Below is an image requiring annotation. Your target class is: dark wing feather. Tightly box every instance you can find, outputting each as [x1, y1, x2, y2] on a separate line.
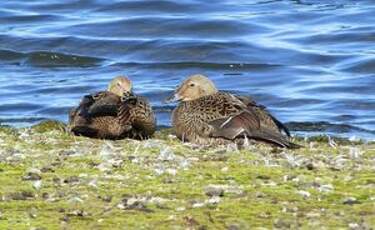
[209, 110, 299, 148]
[86, 92, 121, 117]
[267, 113, 291, 137]
[236, 95, 290, 137]
[209, 111, 260, 139]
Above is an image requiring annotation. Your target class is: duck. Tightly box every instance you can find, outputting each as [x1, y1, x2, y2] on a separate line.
[68, 76, 156, 140]
[167, 74, 299, 148]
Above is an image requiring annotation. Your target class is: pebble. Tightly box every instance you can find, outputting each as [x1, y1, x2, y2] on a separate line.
[192, 202, 205, 208]
[176, 207, 186, 212]
[204, 185, 224, 197]
[318, 184, 334, 193]
[32, 180, 42, 190]
[207, 196, 221, 205]
[343, 197, 361, 205]
[297, 190, 311, 198]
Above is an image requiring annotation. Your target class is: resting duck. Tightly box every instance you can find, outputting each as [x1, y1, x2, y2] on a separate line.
[68, 76, 156, 140]
[167, 74, 299, 148]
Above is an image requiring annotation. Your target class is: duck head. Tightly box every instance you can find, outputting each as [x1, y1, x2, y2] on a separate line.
[166, 74, 218, 102]
[107, 76, 132, 97]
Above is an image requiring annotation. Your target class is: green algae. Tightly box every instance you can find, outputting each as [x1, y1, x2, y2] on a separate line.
[0, 121, 374, 229]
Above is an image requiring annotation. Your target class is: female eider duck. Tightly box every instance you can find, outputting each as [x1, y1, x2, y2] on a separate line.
[167, 74, 299, 148]
[68, 76, 156, 140]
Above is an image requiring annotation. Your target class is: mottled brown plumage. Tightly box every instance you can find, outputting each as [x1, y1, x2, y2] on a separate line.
[169, 74, 298, 148]
[68, 77, 156, 140]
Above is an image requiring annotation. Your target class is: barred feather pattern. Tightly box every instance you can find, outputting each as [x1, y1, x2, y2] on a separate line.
[68, 92, 156, 140]
[172, 92, 293, 147]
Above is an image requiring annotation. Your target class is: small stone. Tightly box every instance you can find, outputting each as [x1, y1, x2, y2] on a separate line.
[63, 176, 80, 184]
[256, 175, 270, 180]
[117, 197, 153, 213]
[28, 207, 38, 219]
[32, 180, 42, 190]
[9, 191, 35, 200]
[68, 197, 84, 204]
[166, 168, 177, 176]
[204, 185, 224, 197]
[348, 223, 359, 229]
[42, 192, 49, 200]
[192, 202, 205, 208]
[53, 176, 62, 185]
[176, 207, 186, 212]
[297, 190, 311, 198]
[318, 184, 334, 193]
[22, 171, 42, 181]
[67, 210, 88, 217]
[207, 196, 221, 205]
[274, 218, 291, 228]
[98, 195, 112, 202]
[60, 215, 69, 222]
[255, 192, 266, 198]
[343, 197, 361, 205]
[88, 179, 98, 188]
[221, 167, 229, 173]
[40, 166, 54, 173]
[305, 162, 315, 170]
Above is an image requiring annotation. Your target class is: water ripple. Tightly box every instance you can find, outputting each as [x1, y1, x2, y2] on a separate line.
[0, 0, 374, 140]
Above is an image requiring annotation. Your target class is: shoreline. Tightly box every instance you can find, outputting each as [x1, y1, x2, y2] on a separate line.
[0, 120, 374, 229]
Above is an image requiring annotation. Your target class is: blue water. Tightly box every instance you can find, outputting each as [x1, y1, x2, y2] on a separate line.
[0, 0, 374, 140]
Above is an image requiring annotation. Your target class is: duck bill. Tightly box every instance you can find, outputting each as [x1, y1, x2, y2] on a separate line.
[164, 92, 181, 103]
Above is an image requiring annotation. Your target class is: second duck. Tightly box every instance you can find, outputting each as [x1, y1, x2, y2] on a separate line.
[167, 74, 299, 148]
[68, 76, 156, 140]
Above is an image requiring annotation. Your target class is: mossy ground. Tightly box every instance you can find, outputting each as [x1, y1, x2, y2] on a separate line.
[0, 121, 374, 229]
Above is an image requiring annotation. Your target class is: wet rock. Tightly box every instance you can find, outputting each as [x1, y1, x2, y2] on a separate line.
[204, 185, 224, 197]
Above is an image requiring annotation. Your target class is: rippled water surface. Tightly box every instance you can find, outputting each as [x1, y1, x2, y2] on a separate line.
[0, 0, 374, 139]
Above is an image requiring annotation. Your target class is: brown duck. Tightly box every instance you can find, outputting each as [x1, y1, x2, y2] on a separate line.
[68, 76, 156, 140]
[167, 74, 299, 148]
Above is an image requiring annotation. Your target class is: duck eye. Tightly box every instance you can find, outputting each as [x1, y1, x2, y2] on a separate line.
[189, 83, 195, 87]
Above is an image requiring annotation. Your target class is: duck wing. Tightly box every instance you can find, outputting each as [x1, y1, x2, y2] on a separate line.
[209, 111, 298, 148]
[84, 92, 121, 117]
[118, 96, 155, 130]
[236, 95, 290, 137]
[207, 94, 298, 148]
